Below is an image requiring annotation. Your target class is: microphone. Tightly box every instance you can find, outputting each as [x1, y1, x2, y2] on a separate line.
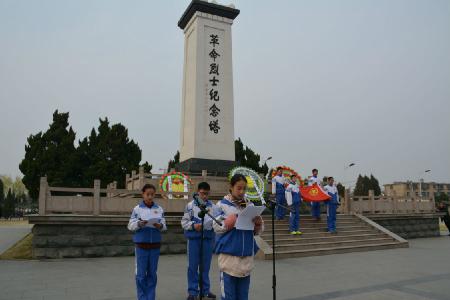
[192, 192, 207, 209]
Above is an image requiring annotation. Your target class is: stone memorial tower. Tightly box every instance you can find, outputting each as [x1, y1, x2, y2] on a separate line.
[176, 0, 239, 175]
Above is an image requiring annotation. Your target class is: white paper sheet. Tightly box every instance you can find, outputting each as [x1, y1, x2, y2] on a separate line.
[235, 206, 265, 230]
[143, 218, 161, 228]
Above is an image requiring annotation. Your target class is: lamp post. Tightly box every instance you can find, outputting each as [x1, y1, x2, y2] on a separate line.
[419, 169, 431, 200]
[262, 156, 273, 179]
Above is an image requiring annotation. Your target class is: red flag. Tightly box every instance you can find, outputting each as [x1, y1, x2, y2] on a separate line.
[300, 184, 331, 202]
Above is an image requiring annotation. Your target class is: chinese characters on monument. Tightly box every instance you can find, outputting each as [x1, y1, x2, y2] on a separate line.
[208, 34, 221, 134]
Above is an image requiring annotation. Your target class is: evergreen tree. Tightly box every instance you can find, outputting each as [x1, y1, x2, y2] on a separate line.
[3, 189, 16, 219]
[336, 182, 345, 198]
[167, 151, 180, 171]
[353, 174, 381, 196]
[75, 118, 143, 188]
[234, 138, 269, 176]
[19, 110, 77, 200]
[140, 161, 153, 173]
[370, 174, 381, 196]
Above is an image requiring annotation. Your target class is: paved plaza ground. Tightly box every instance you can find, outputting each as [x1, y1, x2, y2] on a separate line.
[0, 235, 449, 300]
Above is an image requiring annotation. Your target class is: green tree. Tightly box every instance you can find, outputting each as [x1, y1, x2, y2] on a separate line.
[0, 179, 4, 218]
[3, 189, 17, 219]
[234, 138, 269, 175]
[353, 174, 381, 196]
[19, 110, 77, 200]
[167, 151, 180, 171]
[370, 174, 381, 196]
[140, 161, 153, 173]
[436, 193, 449, 204]
[75, 118, 144, 188]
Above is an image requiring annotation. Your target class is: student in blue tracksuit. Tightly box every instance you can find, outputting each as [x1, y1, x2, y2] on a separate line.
[272, 167, 287, 220]
[213, 174, 264, 300]
[324, 177, 340, 234]
[181, 182, 217, 300]
[285, 175, 302, 235]
[128, 184, 167, 300]
[308, 169, 322, 220]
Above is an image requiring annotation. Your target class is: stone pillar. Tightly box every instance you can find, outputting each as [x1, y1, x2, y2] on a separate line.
[176, 0, 239, 176]
[344, 188, 351, 214]
[369, 190, 375, 213]
[93, 180, 101, 216]
[138, 166, 145, 189]
[38, 177, 48, 215]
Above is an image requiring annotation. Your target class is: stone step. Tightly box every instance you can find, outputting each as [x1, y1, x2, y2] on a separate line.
[266, 233, 386, 245]
[263, 225, 372, 234]
[262, 215, 355, 221]
[264, 242, 408, 259]
[264, 221, 363, 228]
[273, 237, 395, 251]
[260, 229, 377, 239]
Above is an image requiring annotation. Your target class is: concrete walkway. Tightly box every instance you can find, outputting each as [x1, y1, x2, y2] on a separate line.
[0, 237, 449, 300]
[0, 222, 32, 254]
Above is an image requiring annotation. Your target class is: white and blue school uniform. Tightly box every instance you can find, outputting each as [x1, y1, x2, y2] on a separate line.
[128, 201, 167, 300]
[272, 174, 287, 220]
[285, 182, 301, 232]
[324, 184, 340, 232]
[181, 199, 217, 297]
[308, 176, 322, 218]
[213, 196, 264, 300]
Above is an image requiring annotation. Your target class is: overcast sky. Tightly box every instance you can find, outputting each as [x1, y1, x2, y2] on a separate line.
[0, 0, 449, 186]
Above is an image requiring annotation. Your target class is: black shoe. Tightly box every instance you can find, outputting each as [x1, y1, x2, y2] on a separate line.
[206, 292, 217, 299]
[187, 295, 197, 300]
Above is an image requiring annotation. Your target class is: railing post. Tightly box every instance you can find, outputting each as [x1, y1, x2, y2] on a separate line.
[131, 170, 137, 189]
[344, 188, 350, 214]
[369, 190, 375, 213]
[414, 194, 420, 213]
[38, 177, 48, 215]
[139, 166, 145, 189]
[392, 196, 398, 214]
[202, 169, 208, 178]
[93, 179, 101, 216]
[125, 173, 130, 190]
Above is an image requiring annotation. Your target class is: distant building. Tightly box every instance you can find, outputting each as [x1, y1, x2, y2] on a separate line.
[384, 181, 450, 199]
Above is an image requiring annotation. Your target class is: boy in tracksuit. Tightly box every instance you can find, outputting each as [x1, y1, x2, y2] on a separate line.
[181, 182, 217, 300]
[285, 175, 302, 235]
[324, 177, 340, 234]
[308, 168, 322, 220]
[272, 167, 286, 220]
[128, 184, 167, 300]
[213, 174, 264, 300]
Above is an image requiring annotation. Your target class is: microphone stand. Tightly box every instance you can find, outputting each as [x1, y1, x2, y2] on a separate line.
[265, 195, 293, 300]
[193, 195, 222, 300]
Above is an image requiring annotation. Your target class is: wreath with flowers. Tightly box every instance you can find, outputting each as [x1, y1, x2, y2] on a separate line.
[229, 166, 266, 203]
[159, 171, 192, 199]
[271, 166, 303, 187]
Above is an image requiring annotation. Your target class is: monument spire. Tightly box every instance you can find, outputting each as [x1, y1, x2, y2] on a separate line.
[177, 0, 240, 175]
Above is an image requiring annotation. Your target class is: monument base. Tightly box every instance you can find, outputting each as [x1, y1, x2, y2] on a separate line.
[176, 158, 236, 176]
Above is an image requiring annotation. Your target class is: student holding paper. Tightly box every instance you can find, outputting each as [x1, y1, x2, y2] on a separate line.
[181, 182, 217, 300]
[127, 184, 167, 300]
[213, 174, 264, 300]
[285, 175, 302, 235]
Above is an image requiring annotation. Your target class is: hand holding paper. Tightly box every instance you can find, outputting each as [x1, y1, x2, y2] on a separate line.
[235, 206, 265, 230]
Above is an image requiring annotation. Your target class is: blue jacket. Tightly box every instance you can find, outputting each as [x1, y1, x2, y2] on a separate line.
[128, 201, 167, 244]
[181, 199, 216, 240]
[213, 198, 260, 257]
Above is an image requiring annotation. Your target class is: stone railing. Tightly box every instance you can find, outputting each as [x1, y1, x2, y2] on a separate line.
[37, 176, 227, 216]
[341, 190, 436, 215]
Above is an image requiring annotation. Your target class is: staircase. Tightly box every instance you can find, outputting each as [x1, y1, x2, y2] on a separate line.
[255, 214, 408, 260]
